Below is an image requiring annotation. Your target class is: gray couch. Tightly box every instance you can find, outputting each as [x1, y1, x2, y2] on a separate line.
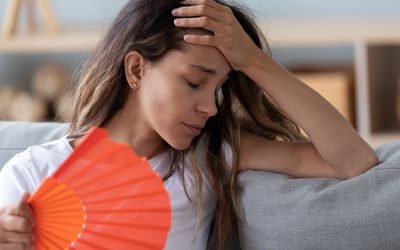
[1, 121, 400, 249]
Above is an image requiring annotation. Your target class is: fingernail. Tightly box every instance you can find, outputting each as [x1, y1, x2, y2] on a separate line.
[171, 9, 177, 15]
[174, 19, 182, 25]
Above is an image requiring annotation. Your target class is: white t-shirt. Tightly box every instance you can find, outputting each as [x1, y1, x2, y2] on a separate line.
[0, 135, 233, 250]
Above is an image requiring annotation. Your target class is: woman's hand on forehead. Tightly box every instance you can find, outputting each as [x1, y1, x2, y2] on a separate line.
[171, 0, 260, 72]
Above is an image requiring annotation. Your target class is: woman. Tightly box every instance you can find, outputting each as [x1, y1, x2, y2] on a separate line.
[0, 0, 378, 249]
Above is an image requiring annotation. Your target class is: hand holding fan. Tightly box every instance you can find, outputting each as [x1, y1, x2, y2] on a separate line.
[27, 127, 172, 250]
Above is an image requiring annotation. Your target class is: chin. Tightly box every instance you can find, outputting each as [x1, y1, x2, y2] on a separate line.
[168, 138, 192, 151]
[171, 143, 191, 151]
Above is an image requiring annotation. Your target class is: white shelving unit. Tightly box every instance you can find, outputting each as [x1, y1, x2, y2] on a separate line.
[261, 18, 400, 147]
[1, 18, 399, 147]
[0, 27, 102, 53]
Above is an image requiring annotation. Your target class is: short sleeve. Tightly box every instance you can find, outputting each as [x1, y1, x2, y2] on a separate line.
[222, 128, 240, 175]
[0, 154, 40, 207]
[221, 140, 234, 175]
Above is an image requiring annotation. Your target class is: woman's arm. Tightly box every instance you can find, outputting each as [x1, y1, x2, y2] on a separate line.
[238, 130, 374, 179]
[239, 49, 378, 178]
[172, 0, 379, 178]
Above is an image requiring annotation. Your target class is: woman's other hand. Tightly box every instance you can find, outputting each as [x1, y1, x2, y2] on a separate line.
[172, 0, 260, 72]
[0, 193, 34, 250]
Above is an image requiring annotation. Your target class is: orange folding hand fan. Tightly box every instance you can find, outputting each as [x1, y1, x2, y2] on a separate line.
[27, 127, 172, 250]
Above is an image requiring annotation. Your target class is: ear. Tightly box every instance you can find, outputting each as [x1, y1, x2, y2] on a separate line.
[124, 51, 147, 89]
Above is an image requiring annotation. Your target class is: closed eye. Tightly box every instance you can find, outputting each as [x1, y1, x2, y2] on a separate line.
[187, 81, 200, 89]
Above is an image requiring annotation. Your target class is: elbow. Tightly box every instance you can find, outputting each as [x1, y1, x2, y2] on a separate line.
[368, 150, 380, 167]
[342, 150, 379, 179]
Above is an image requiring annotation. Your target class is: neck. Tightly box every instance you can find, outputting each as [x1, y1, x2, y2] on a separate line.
[102, 103, 167, 160]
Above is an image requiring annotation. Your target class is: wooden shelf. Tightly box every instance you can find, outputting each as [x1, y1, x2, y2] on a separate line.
[0, 27, 103, 53]
[261, 18, 400, 47]
[1, 18, 399, 53]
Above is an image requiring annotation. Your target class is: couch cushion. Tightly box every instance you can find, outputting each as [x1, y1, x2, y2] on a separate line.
[0, 121, 69, 169]
[237, 141, 400, 250]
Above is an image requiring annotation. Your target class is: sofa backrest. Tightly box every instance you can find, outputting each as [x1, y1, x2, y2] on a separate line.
[0, 121, 69, 169]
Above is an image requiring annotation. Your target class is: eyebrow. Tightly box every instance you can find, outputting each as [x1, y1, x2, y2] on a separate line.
[188, 64, 232, 89]
[188, 64, 216, 75]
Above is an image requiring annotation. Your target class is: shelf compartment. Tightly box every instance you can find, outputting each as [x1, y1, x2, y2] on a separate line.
[368, 44, 400, 133]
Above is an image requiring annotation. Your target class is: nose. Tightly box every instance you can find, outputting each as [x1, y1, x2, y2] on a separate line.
[196, 93, 218, 117]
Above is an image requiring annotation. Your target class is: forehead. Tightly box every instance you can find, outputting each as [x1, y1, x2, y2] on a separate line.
[162, 44, 231, 75]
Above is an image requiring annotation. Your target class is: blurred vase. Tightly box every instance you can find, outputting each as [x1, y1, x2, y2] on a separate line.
[0, 85, 48, 121]
[31, 63, 69, 103]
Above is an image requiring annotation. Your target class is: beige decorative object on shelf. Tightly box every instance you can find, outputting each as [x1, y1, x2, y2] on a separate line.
[1, 0, 21, 37]
[25, 0, 37, 33]
[0, 85, 18, 120]
[31, 63, 69, 103]
[1, 0, 59, 38]
[36, 0, 59, 33]
[0, 85, 48, 121]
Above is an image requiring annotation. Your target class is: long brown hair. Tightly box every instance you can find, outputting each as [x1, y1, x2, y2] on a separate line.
[68, 0, 308, 249]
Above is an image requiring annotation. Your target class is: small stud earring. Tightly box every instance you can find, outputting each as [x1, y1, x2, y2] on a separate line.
[132, 83, 138, 89]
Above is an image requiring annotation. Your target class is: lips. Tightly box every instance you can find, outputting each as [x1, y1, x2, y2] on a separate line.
[183, 123, 203, 136]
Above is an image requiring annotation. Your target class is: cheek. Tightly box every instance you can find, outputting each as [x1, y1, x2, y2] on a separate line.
[143, 75, 185, 129]
[142, 76, 195, 149]
[147, 80, 180, 115]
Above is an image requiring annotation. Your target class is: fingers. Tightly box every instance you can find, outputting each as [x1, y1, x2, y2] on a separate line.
[173, 0, 232, 28]
[172, 0, 236, 47]
[174, 16, 222, 46]
[19, 193, 30, 203]
[0, 230, 32, 246]
[174, 16, 221, 33]
[0, 194, 35, 250]
[183, 34, 217, 47]
[180, 0, 231, 13]
[17, 204, 34, 227]
[0, 243, 28, 250]
[172, 4, 223, 21]
[2, 215, 33, 234]
[8, 194, 34, 225]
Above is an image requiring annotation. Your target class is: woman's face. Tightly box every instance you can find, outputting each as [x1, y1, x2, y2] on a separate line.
[137, 44, 231, 150]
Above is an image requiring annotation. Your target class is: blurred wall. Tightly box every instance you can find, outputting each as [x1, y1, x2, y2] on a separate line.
[1, 0, 399, 23]
[244, 0, 400, 19]
[0, 0, 399, 87]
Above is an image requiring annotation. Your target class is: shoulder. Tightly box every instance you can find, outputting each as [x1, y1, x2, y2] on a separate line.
[22, 136, 72, 169]
[194, 134, 235, 174]
[0, 136, 72, 204]
[3, 136, 70, 169]
[196, 134, 234, 160]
